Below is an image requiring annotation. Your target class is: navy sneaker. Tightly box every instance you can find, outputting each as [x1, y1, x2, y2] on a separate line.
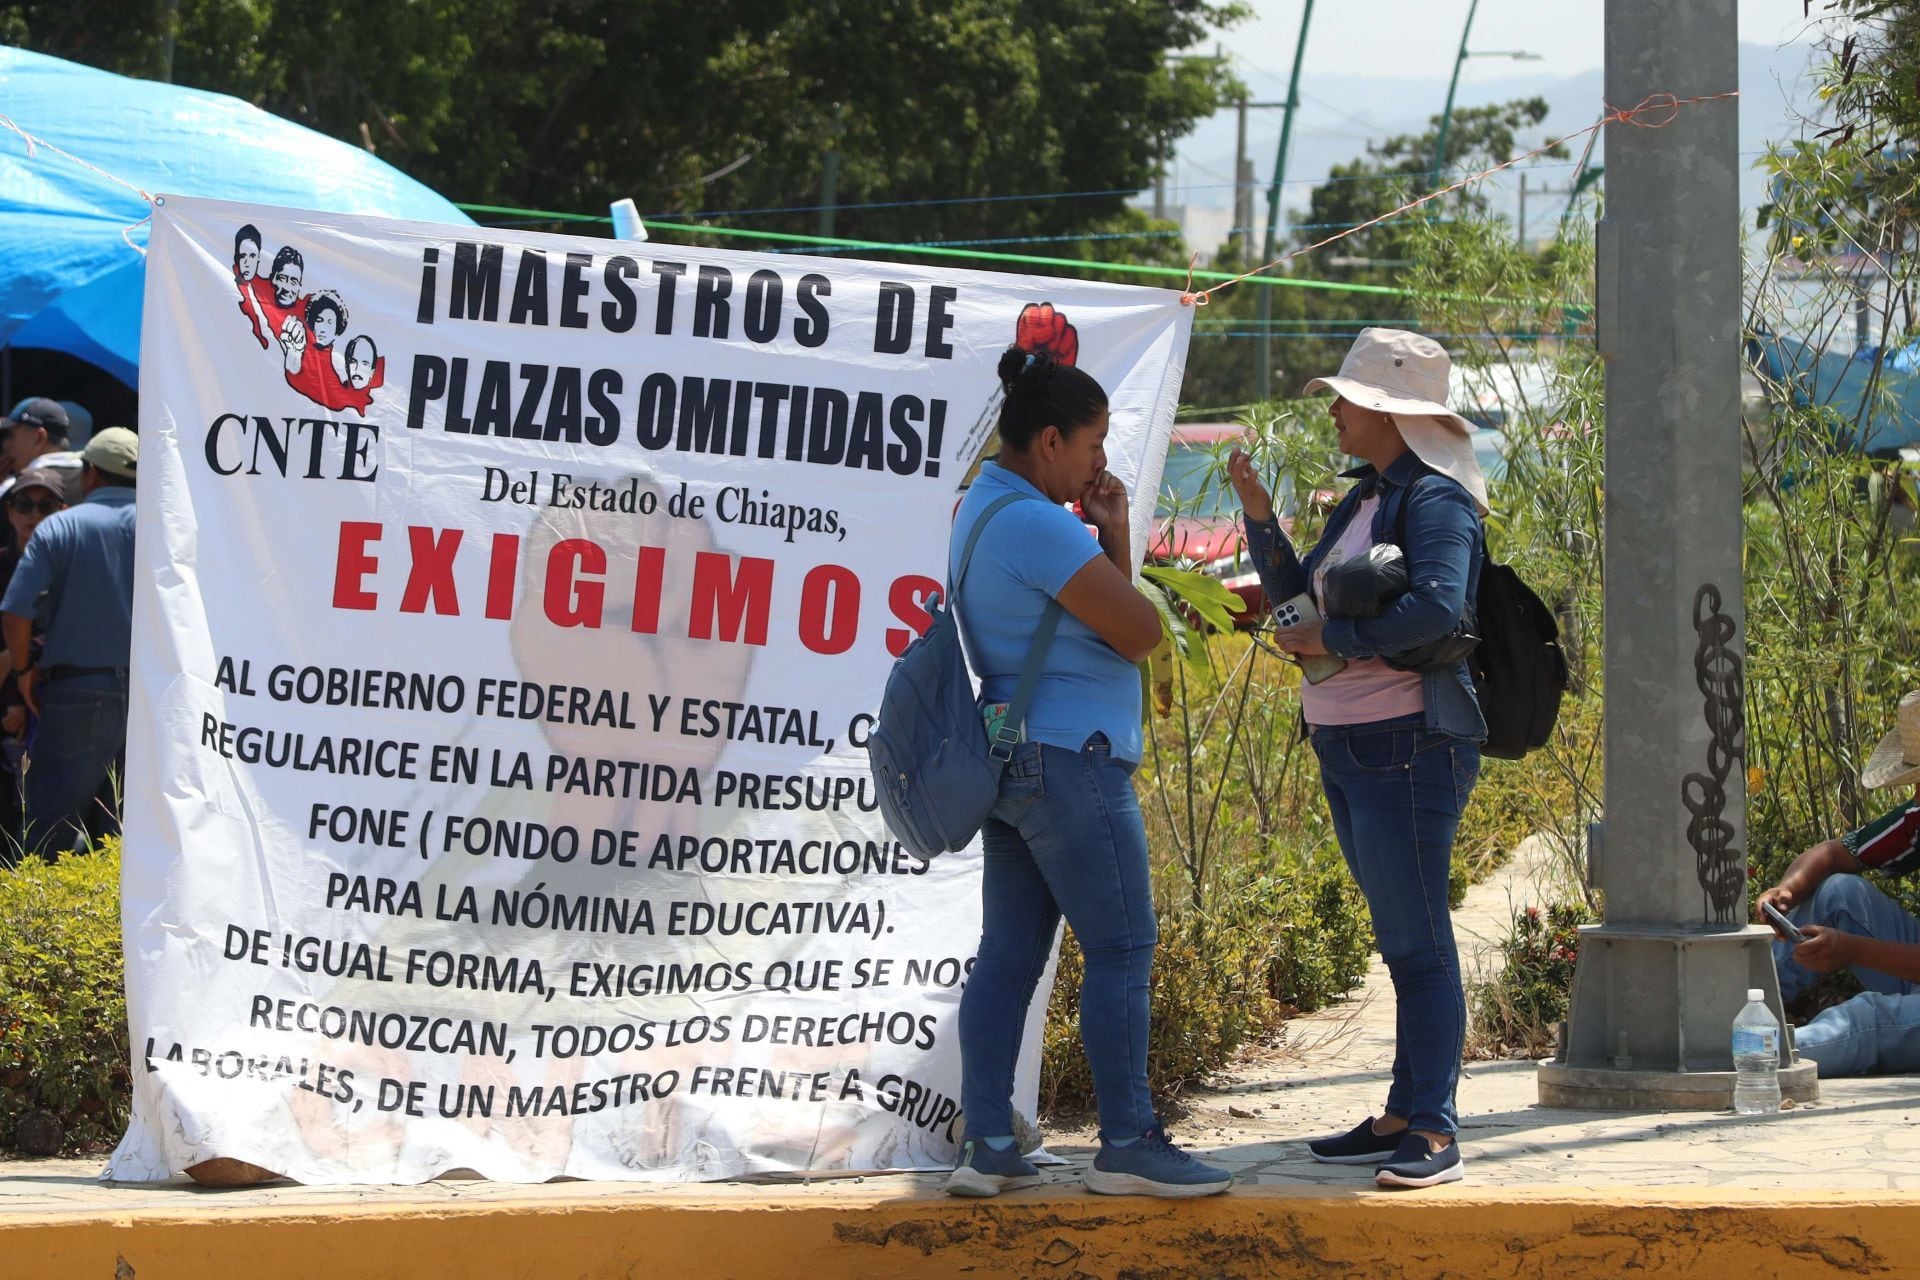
[1307, 1116, 1405, 1165]
[945, 1139, 1042, 1197]
[1374, 1133, 1464, 1189]
[1084, 1126, 1233, 1198]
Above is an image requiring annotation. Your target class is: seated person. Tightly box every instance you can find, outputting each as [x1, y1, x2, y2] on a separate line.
[1757, 691, 1920, 1076]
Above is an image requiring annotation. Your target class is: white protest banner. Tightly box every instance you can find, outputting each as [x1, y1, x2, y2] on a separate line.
[109, 195, 1191, 1183]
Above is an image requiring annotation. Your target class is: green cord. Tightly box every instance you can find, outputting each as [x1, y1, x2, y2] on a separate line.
[452, 201, 1413, 298]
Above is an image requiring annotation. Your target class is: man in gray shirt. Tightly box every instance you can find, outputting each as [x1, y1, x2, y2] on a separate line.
[1, 428, 137, 858]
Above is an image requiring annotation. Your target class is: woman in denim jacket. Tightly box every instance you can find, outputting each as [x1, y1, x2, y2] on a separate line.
[1227, 328, 1488, 1189]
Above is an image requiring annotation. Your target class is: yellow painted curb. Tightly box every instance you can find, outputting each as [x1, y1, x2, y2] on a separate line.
[5, 1187, 1914, 1279]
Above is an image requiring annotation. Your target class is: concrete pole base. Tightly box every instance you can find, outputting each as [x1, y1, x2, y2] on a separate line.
[1553, 922, 1800, 1086]
[1537, 1057, 1819, 1110]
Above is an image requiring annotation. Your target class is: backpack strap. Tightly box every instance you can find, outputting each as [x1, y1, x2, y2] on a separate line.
[949, 492, 1028, 604]
[994, 598, 1064, 760]
[948, 491, 1069, 762]
[1390, 471, 1490, 568]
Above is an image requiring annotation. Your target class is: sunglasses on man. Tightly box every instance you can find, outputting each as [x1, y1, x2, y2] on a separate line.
[8, 494, 62, 517]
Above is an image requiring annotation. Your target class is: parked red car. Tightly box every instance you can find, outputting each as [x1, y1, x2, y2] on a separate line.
[1148, 422, 1269, 623]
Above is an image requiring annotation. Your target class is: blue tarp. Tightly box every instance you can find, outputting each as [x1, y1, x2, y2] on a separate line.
[0, 46, 472, 387]
[1749, 330, 1920, 454]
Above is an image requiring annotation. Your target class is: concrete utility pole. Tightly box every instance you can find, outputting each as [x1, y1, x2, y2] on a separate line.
[1234, 98, 1252, 258]
[818, 105, 847, 239]
[1233, 99, 1290, 262]
[1515, 177, 1577, 250]
[1539, 0, 1817, 1108]
[1152, 125, 1171, 223]
[161, 0, 179, 83]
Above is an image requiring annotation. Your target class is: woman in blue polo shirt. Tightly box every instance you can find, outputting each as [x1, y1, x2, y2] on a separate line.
[943, 347, 1232, 1200]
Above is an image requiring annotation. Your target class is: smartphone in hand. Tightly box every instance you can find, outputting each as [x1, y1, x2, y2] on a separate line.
[1273, 592, 1347, 685]
[1761, 899, 1808, 946]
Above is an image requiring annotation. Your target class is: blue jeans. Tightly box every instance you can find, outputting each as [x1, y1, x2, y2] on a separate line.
[24, 674, 127, 858]
[1775, 873, 1919, 1002]
[1779, 874, 1920, 1076]
[1311, 714, 1480, 1137]
[959, 733, 1158, 1140]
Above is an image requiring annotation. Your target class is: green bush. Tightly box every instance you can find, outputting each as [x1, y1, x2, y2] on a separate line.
[1039, 851, 1370, 1114]
[0, 841, 128, 1154]
[1248, 853, 1373, 1015]
[1450, 694, 1602, 907]
[1466, 901, 1594, 1059]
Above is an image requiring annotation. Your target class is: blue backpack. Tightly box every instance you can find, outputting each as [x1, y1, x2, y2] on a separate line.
[867, 493, 1063, 858]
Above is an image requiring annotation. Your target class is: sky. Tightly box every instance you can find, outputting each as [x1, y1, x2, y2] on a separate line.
[1210, 1, 1825, 82]
[1152, 1, 1838, 240]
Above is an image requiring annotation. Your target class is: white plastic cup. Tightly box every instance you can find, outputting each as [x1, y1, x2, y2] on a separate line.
[610, 198, 647, 242]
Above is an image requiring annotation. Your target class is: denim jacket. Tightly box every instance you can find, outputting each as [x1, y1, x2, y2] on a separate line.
[1242, 451, 1487, 741]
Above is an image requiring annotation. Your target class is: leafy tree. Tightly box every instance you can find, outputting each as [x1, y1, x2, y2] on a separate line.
[1756, 2, 1919, 337]
[1177, 97, 1566, 410]
[4, 0, 1244, 246]
[1737, 2, 1920, 862]
[1276, 97, 1568, 386]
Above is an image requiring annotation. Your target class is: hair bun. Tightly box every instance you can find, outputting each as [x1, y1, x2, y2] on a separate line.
[989, 344, 1108, 452]
[997, 346, 1057, 397]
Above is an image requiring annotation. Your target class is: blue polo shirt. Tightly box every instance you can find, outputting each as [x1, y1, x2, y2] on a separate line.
[1, 487, 136, 670]
[949, 463, 1143, 763]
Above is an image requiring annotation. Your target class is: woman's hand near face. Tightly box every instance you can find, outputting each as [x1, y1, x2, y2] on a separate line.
[1227, 448, 1274, 523]
[1079, 470, 1130, 533]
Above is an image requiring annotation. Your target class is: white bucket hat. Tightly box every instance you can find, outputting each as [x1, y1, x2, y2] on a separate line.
[1863, 691, 1920, 790]
[1304, 327, 1489, 514]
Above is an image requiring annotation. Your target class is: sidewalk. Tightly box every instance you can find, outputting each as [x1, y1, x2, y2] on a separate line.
[1037, 832, 1916, 1191]
[5, 839, 1915, 1277]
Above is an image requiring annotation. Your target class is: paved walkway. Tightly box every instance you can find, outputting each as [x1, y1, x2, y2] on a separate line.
[7, 832, 1912, 1212]
[4, 831, 1911, 1209]
[6, 841, 1919, 1277]
[1033, 833, 1920, 1191]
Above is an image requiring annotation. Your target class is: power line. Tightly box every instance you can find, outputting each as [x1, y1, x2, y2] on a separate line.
[1298, 89, 1392, 133]
[1193, 330, 1559, 340]
[614, 216, 1424, 297]
[450, 202, 1540, 303]
[552, 159, 1601, 226]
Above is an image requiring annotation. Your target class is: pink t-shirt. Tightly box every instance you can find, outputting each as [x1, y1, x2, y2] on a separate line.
[1299, 496, 1425, 727]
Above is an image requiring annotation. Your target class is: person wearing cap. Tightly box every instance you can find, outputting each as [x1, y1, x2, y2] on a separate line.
[0, 464, 75, 862]
[0, 398, 83, 514]
[1756, 691, 1920, 1076]
[0, 427, 137, 858]
[1226, 328, 1488, 1189]
[1, 397, 81, 471]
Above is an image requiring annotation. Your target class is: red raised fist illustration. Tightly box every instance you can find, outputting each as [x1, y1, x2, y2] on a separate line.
[1015, 302, 1078, 366]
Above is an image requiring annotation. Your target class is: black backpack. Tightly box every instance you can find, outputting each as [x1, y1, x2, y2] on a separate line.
[1389, 481, 1570, 760]
[1469, 552, 1570, 759]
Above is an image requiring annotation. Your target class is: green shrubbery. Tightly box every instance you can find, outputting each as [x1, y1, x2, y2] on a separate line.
[1035, 624, 1375, 1114]
[1467, 901, 1594, 1059]
[0, 841, 127, 1154]
[1040, 850, 1371, 1114]
[1449, 694, 1598, 908]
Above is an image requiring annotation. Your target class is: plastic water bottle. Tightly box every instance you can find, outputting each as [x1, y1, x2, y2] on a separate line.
[1731, 988, 1781, 1115]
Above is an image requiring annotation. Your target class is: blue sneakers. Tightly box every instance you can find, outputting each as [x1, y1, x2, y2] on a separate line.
[1084, 1126, 1234, 1198]
[1307, 1116, 1404, 1165]
[944, 1139, 1042, 1197]
[1373, 1133, 1464, 1188]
